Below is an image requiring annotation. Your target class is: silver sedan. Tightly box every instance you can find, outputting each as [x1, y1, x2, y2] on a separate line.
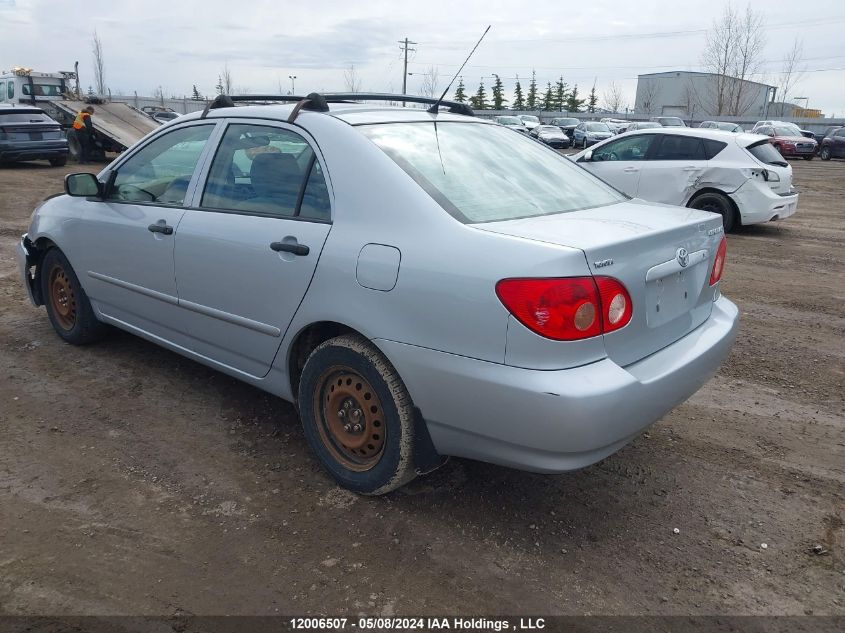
[18, 94, 738, 494]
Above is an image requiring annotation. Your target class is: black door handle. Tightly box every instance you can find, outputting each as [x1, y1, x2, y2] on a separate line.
[148, 223, 173, 235]
[270, 242, 310, 256]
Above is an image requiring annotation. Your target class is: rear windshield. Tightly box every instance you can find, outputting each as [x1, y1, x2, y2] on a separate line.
[746, 140, 788, 166]
[360, 122, 624, 224]
[553, 118, 579, 126]
[659, 118, 685, 126]
[496, 116, 522, 125]
[586, 122, 610, 132]
[0, 111, 55, 124]
[21, 84, 63, 97]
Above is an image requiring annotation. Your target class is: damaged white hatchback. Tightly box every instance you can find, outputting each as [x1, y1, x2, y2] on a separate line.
[571, 127, 798, 232]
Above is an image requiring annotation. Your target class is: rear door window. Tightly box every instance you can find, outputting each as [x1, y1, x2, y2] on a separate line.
[703, 139, 728, 159]
[650, 135, 706, 160]
[201, 123, 330, 220]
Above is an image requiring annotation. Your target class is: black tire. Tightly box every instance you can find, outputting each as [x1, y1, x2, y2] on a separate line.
[40, 248, 107, 345]
[49, 156, 67, 167]
[820, 147, 831, 161]
[298, 334, 417, 495]
[689, 191, 737, 233]
[66, 129, 81, 162]
[803, 155, 814, 161]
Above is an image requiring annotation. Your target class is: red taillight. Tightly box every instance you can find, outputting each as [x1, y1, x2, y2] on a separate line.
[595, 276, 633, 333]
[495, 276, 632, 341]
[710, 236, 727, 286]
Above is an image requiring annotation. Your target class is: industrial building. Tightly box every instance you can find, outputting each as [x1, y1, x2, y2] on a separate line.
[634, 71, 775, 119]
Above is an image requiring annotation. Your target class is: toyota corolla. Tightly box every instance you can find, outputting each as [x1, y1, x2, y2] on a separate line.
[18, 93, 738, 494]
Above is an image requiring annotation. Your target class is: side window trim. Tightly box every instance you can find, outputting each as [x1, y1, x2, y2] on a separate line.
[189, 118, 333, 222]
[103, 122, 221, 208]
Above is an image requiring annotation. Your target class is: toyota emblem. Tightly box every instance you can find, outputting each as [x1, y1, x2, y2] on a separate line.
[676, 247, 689, 267]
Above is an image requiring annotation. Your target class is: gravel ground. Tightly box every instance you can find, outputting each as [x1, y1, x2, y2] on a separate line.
[0, 157, 843, 617]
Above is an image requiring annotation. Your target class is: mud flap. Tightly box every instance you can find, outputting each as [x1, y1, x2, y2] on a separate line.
[413, 406, 448, 475]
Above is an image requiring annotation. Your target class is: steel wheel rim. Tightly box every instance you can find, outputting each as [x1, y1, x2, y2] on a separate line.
[49, 264, 77, 331]
[314, 367, 386, 472]
[694, 197, 725, 216]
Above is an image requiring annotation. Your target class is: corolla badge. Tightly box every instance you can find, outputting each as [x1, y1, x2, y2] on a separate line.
[676, 247, 689, 267]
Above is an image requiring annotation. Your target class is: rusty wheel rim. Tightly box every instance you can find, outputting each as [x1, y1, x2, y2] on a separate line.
[314, 368, 386, 472]
[49, 264, 77, 331]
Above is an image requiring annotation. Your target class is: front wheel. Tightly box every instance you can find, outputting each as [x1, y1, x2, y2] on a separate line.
[689, 191, 737, 233]
[582, 137, 588, 149]
[40, 248, 107, 344]
[298, 334, 417, 495]
[820, 147, 831, 161]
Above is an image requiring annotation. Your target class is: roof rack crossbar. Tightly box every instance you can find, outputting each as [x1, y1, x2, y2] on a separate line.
[199, 93, 475, 118]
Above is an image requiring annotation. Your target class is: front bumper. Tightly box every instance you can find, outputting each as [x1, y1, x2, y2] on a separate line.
[778, 145, 816, 157]
[376, 296, 739, 473]
[729, 180, 799, 225]
[17, 234, 41, 306]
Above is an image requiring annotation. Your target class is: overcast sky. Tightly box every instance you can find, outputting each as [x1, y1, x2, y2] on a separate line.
[2, 0, 844, 116]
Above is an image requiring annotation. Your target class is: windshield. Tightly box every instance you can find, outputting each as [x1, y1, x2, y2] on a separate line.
[520, 116, 539, 123]
[659, 117, 684, 126]
[554, 118, 579, 126]
[21, 83, 63, 97]
[0, 111, 54, 123]
[746, 140, 788, 167]
[497, 116, 522, 125]
[716, 122, 740, 131]
[360, 122, 624, 223]
[538, 126, 561, 133]
[773, 127, 800, 137]
[586, 123, 611, 132]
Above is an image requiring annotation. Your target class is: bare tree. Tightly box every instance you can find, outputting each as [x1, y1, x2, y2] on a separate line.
[638, 79, 661, 116]
[91, 30, 106, 96]
[602, 81, 626, 114]
[419, 65, 439, 99]
[681, 81, 701, 122]
[343, 64, 362, 93]
[219, 63, 234, 95]
[701, 2, 766, 115]
[775, 38, 805, 117]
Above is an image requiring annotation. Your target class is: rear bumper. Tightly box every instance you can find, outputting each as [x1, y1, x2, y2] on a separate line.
[376, 296, 739, 473]
[0, 141, 68, 162]
[730, 180, 799, 225]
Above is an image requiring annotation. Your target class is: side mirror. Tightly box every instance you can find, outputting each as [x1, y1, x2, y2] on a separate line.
[580, 150, 593, 163]
[65, 173, 101, 197]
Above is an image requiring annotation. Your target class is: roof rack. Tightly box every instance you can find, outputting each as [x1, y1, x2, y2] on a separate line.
[200, 92, 475, 121]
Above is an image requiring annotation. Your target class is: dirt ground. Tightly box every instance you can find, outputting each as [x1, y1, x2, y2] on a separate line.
[0, 156, 843, 618]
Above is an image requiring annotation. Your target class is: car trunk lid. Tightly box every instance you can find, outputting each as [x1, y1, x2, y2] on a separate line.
[475, 199, 724, 367]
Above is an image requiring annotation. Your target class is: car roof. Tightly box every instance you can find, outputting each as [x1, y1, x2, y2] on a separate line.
[620, 126, 764, 145]
[180, 102, 486, 126]
[0, 106, 46, 114]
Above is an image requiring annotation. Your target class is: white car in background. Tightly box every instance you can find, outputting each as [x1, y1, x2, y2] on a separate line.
[571, 128, 798, 232]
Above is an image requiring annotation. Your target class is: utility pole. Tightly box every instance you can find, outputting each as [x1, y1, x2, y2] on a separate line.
[289, 75, 297, 94]
[399, 37, 417, 105]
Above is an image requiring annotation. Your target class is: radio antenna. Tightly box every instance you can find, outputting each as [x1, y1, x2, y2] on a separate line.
[428, 25, 491, 114]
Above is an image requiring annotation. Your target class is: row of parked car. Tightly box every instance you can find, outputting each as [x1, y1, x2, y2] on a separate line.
[493, 113, 845, 161]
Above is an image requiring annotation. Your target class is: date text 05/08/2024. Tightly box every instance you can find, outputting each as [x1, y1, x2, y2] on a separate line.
[289, 617, 547, 631]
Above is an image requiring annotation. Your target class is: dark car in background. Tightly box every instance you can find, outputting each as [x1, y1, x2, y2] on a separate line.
[819, 127, 845, 160]
[530, 124, 571, 148]
[699, 121, 744, 132]
[0, 106, 68, 166]
[815, 125, 842, 145]
[549, 116, 580, 138]
[756, 124, 817, 160]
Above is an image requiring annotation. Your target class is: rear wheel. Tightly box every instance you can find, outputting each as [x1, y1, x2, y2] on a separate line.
[40, 248, 106, 345]
[820, 147, 831, 161]
[298, 334, 417, 495]
[689, 191, 737, 233]
[49, 156, 67, 167]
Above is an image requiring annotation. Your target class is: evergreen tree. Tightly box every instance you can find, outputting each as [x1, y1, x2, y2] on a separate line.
[86, 85, 95, 97]
[453, 77, 467, 103]
[491, 74, 507, 110]
[526, 70, 538, 109]
[512, 76, 525, 110]
[587, 83, 598, 113]
[191, 84, 204, 101]
[540, 82, 554, 111]
[469, 79, 488, 110]
[554, 76, 569, 112]
[565, 83, 585, 113]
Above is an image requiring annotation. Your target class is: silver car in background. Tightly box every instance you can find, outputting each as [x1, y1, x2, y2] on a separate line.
[18, 94, 738, 495]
